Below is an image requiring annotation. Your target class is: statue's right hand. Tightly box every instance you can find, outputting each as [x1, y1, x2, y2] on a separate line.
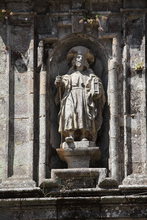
[55, 75, 62, 86]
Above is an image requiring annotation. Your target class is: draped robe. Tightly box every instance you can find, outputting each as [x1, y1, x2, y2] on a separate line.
[56, 68, 105, 140]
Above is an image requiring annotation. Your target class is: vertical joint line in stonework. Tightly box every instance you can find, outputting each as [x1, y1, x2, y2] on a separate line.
[7, 20, 14, 178]
[33, 14, 40, 185]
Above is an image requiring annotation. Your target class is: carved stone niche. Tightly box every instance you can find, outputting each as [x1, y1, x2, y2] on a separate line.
[47, 34, 109, 170]
[39, 34, 116, 191]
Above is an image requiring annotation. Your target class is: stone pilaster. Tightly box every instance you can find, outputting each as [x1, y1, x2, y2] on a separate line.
[121, 13, 147, 186]
[38, 41, 47, 185]
[0, 18, 8, 182]
[0, 14, 36, 188]
[108, 36, 121, 182]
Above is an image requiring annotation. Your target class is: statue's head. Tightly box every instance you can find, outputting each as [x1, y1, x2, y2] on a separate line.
[67, 46, 94, 70]
[75, 54, 84, 68]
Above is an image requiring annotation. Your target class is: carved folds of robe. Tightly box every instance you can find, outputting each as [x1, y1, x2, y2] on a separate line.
[57, 68, 105, 141]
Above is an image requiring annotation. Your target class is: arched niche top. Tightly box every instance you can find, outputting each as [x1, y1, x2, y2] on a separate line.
[47, 33, 109, 166]
[49, 33, 108, 86]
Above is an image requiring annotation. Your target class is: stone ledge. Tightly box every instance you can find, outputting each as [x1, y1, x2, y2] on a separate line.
[0, 195, 147, 218]
[119, 184, 147, 195]
[0, 184, 147, 199]
[119, 185, 147, 189]
[43, 188, 121, 198]
[0, 194, 147, 205]
[0, 187, 43, 199]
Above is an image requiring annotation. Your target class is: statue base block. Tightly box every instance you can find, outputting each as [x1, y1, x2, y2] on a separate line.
[56, 141, 100, 168]
[122, 174, 147, 185]
[0, 176, 36, 189]
[40, 168, 107, 191]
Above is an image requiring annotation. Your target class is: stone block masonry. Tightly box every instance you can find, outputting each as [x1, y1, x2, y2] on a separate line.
[0, 0, 147, 219]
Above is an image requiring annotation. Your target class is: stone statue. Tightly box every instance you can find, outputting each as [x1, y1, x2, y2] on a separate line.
[55, 47, 105, 143]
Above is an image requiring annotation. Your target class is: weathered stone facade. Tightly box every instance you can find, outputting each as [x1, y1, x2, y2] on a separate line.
[0, 0, 147, 219]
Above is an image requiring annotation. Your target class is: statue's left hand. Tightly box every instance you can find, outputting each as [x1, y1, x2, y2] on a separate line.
[93, 92, 101, 99]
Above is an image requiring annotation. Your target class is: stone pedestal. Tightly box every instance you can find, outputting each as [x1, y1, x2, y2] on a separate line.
[56, 141, 100, 168]
[0, 176, 36, 189]
[40, 141, 113, 192]
[122, 174, 147, 186]
[40, 168, 107, 191]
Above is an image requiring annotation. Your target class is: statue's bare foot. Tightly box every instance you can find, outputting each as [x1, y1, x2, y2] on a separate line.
[81, 138, 88, 141]
[65, 136, 74, 143]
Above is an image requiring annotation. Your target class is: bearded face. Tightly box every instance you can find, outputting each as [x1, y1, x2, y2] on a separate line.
[75, 54, 84, 67]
